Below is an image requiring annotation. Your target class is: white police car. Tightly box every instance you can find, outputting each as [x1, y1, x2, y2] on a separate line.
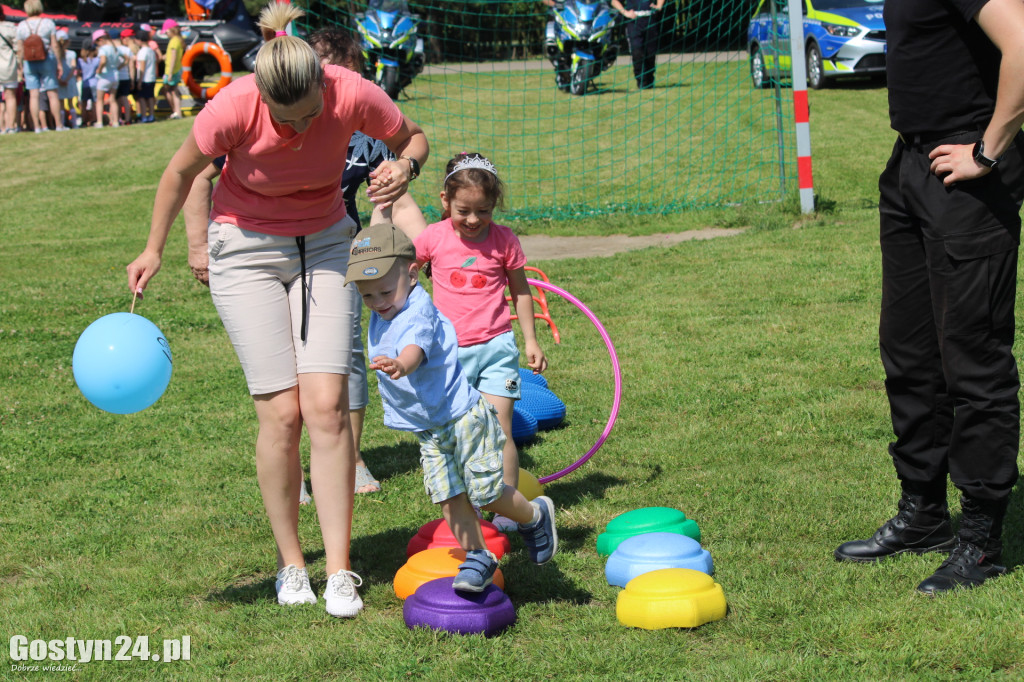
[748, 0, 886, 89]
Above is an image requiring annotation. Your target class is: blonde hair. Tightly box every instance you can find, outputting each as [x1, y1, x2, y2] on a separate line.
[254, 2, 323, 106]
[24, 0, 43, 17]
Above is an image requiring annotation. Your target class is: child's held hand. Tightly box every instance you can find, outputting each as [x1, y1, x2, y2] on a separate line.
[370, 355, 408, 380]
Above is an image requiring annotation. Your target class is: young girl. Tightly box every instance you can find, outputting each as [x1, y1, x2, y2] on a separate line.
[413, 153, 548, 528]
[55, 29, 78, 128]
[161, 19, 183, 119]
[92, 30, 120, 127]
[77, 39, 99, 128]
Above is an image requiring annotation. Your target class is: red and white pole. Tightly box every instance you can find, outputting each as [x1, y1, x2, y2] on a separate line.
[787, 0, 814, 214]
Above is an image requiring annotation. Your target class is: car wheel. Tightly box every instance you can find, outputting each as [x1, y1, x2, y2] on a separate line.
[750, 46, 769, 89]
[806, 43, 826, 89]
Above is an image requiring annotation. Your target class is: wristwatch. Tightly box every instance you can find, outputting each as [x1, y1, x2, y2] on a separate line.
[973, 140, 999, 169]
[401, 155, 420, 180]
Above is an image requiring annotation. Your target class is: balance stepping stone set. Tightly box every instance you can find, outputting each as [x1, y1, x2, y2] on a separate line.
[393, 370, 725, 635]
[597, 507, 727, 629]
[396, 467, 549, 636]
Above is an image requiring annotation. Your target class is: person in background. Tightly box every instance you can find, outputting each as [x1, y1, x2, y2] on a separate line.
[55, 29, 78, 128]
[92, 30, 119, 127]
[113, 29, 135, 124]
[834, 0, 1024, 595]
[0, 7, 18, 134]
[161, 19, 183, 119]
[128, 29, 156, 123]
[610, 0, 665, 90]
[140, 23, 161, 73]
[77, 38, 98, 128]
[14, 0, 66, 131]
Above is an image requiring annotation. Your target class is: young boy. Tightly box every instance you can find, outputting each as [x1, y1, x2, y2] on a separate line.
[346, 223, 557, 592]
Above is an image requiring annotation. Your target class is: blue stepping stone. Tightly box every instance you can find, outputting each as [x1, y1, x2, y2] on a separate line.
[605, 532, 713, 587]
[511, 404, 537, 446]
[518, 382, 566, 430]
[518, 367, 548, 388]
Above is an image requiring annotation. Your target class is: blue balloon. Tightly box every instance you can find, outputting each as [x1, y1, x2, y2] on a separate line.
[73, 313, 173, 414]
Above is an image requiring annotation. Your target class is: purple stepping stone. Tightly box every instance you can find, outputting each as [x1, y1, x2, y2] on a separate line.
[403, 577, 517, 637]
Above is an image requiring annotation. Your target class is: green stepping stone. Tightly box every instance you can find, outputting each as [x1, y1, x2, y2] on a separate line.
[597, 507, 701, 556]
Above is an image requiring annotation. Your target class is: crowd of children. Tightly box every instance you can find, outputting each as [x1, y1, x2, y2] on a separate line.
[0, 18, 185, 133]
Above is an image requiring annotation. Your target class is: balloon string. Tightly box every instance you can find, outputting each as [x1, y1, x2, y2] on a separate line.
[130, 288, 139, 315]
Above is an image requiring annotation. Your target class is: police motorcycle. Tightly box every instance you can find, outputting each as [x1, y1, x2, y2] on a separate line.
[354, 0, 425, 99]
[545, 0, 618, 95]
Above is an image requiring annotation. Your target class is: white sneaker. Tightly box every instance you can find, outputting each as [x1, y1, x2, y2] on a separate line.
[324, 569, 363, 618]
[275, 564, 317, 605]
[299, 479, 312, 505]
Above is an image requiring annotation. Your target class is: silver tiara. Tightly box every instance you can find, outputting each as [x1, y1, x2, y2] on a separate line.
[444, 156, 498, 183]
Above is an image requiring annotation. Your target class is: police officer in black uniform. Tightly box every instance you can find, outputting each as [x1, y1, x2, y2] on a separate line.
[610, 0, 664, 90]
[834, 0, 1024, 594]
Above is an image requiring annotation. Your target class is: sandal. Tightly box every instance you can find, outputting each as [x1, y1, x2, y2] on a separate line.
[354, 463, 380, 494]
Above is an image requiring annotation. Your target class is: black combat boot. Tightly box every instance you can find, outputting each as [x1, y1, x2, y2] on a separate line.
[834, 492, 955, 563]
[917, 496, 1008, 595]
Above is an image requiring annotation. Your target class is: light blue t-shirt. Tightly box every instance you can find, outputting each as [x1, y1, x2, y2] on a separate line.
[368, 284, 479, 432]
[97, 44, 119, 83]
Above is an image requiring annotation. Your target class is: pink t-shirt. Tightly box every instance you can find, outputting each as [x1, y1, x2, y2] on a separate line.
[193, 65, 404, 236]
[414, 218, 527, 347]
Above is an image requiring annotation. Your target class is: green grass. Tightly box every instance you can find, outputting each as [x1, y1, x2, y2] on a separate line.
[397, 58, 795, 219]
[2, 82, 1024, 681]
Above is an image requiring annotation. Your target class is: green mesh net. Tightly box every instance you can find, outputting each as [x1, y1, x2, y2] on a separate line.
[300, 0, 797, 221]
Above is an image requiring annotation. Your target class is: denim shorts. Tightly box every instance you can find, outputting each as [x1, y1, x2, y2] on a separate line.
[457, 331, 522, 399]
[416, 398, 506, 506]
[208, 216, 360, 395]
[23, 56, 57, 92]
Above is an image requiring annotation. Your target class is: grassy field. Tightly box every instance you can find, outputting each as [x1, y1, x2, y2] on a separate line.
[397, 57, 791, 219]
[2, 80, 1024, 681]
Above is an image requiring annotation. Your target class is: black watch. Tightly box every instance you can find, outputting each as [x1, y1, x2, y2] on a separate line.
[973, 140, 999, 169]
[401, 155, 420, 180]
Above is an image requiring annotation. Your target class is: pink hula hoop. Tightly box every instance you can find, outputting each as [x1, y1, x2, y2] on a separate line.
[527, 279, 622, 484]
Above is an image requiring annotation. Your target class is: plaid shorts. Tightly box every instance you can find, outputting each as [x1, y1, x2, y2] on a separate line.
[416, 398, 506, 506]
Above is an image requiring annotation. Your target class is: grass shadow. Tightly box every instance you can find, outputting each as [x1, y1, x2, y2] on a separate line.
[352, 525, 422, 585]
[500, 551, 593, 605]
[544, 472, 627, 507]
[358, 441, 422, 481]
[206, 548, 327, 605]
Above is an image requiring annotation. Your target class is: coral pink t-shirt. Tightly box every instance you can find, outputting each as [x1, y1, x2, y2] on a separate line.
[193, 65, 404, 236]
[414, 218, 527, 346]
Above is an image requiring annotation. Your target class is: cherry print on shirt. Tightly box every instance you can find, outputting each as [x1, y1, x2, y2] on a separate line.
[448, 256, 485, 288]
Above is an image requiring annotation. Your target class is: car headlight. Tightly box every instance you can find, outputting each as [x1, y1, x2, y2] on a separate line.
[822, 22, 861, 38]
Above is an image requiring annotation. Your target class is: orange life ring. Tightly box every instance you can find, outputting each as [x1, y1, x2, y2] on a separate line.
[181, 42, 233, 101]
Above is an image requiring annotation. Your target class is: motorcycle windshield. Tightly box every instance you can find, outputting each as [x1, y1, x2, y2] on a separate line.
[575, 1, 601, 22]
[369, 0, 409, 13]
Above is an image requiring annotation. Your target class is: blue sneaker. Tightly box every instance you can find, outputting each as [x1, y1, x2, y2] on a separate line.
[519, 496, 558, 564]
[452, 550, 498, 592]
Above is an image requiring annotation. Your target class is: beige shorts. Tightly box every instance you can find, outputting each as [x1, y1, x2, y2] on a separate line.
[208, 216, 360, 395]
